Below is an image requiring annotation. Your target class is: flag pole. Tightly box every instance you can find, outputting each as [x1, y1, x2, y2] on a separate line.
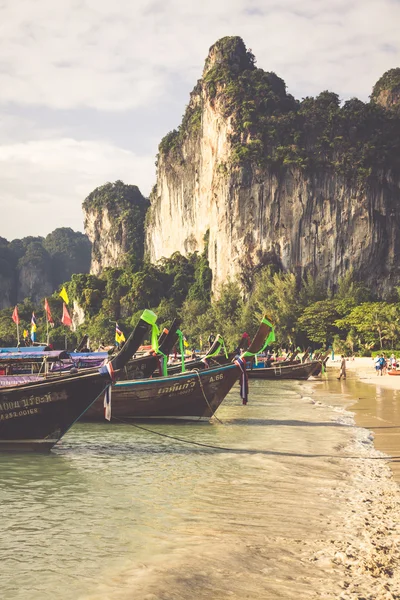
[16, 319, 20, 347]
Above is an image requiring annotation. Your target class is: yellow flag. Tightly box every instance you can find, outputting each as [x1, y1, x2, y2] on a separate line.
[59, 287, 69, 304]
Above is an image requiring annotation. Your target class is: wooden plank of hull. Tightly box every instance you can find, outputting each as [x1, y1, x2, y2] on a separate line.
[83, 364, 240, 421]
[0, 372, 111, 451]
[247, 361, 320, 380]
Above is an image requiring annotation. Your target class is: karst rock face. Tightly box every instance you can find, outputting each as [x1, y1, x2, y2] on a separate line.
[83, 181, 149, 276]
[146, 37, 400, 295]
[372, 68, 400, 109]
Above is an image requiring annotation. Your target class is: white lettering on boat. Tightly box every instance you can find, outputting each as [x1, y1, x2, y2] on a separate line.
[158, 380, 196, 395]
[0, 390, 68, 413]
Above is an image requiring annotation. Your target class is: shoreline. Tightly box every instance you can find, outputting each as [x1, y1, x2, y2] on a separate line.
[325, 357, 400, 483]
[329, 356, 400, 391]
[306, 374, 400, 598]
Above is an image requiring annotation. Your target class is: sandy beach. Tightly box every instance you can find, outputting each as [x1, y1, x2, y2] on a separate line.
[341, 356, 400, 391]
[306, 360, 400, 599]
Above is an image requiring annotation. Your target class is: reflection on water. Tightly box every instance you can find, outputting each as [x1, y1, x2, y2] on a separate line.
[0, 380, 363, 599]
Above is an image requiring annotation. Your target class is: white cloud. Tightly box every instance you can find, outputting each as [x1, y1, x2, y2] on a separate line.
[0, 0, 398, 110]
[0, 0, 398, 242]
[0, 138, 155, 240]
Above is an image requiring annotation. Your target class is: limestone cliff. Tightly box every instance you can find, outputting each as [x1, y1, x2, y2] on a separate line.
[83, 180, 149, 275]
[371, 68, 400, 109]
[146, 37, 400, 296]
[72, 300, 85, 332]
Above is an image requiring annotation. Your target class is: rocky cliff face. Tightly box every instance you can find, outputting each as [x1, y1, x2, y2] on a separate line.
[83, 181, 149, 276]
[371, 68, 400, 109]
[146, 37, 400, 296]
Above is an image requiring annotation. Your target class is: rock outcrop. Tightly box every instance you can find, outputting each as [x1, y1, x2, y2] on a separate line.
[83, 181, 149, 276]
[371, 68, 400, 109]
[72, 300, 85, 332]
[146, 37, 400, 296]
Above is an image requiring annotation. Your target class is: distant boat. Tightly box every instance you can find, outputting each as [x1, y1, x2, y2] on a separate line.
[82, 318, 272, 421]
[0, 314, 151, 451]
[247, 361, 321, 380]
[121, 319, 180, 380]
[165, 318, 272, 375]
[83, 363, 243, 422]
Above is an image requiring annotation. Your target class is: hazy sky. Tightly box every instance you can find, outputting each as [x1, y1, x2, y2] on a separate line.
[0, 0, 399, 240]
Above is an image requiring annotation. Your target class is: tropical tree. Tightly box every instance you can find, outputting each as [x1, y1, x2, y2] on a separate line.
[250, 266, 300, 344]
[298, 299, 339, 346]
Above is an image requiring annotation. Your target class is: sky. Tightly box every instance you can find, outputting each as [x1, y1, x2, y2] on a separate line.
[0, 0, 399, 241]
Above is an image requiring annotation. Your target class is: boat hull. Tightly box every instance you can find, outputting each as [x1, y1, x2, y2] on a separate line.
[83, 364, 241, 421]
[0, 372, 111, 451]
[247, 361, 320, 380]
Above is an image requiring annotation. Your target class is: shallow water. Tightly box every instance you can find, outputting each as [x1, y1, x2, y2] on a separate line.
[313, 374, 400, 482]
[0, 379, 382, 599]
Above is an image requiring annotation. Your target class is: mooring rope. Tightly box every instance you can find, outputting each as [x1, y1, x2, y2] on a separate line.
[191, 368, 224, 424]
[111, 416, 233, 450]
[110, 416, 396, 460]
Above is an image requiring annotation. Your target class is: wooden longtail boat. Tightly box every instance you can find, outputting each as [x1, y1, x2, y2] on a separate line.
[83, 363, 242, 421]
[0, 315, 151, 451]
[165, 318, 272, 375]
[246, 361, 321, 380]
[83, 318, 272, 421]
[310, 353, 330, 376]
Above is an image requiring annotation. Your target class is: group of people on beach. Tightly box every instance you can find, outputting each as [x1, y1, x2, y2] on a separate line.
[374, 353, 398, 375]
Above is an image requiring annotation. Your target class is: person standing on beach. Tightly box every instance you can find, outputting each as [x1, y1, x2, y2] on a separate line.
[338, 355, 346, 380]
[376, 354, 386, 376]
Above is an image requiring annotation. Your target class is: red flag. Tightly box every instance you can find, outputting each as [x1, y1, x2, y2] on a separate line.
[44, 298, 54, 327]
[61, 303, 72, 327]
[12, 305, 19, 325]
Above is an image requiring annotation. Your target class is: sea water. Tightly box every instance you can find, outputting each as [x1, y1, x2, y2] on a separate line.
[0, 378, 392, 599]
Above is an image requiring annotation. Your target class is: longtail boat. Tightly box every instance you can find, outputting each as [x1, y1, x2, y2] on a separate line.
[83, 363, 243, 421]
[0, 312, 153, 451]
[309, 353, 330, 376]
[246, 360, 321, 380]
[83, 317, 272, 421]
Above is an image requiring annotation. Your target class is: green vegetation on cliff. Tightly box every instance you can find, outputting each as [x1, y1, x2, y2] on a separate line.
[371, 68, 400, 101]
[158, 36, 400, 181]
[0, 246, 213, 348]
[0, 228, 91, 306]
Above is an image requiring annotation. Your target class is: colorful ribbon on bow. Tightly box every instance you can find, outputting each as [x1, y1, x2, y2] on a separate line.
[176, 329, 186, 373]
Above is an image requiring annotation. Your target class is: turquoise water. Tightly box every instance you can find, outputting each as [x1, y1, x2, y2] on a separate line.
[0, 380, 357, 599]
